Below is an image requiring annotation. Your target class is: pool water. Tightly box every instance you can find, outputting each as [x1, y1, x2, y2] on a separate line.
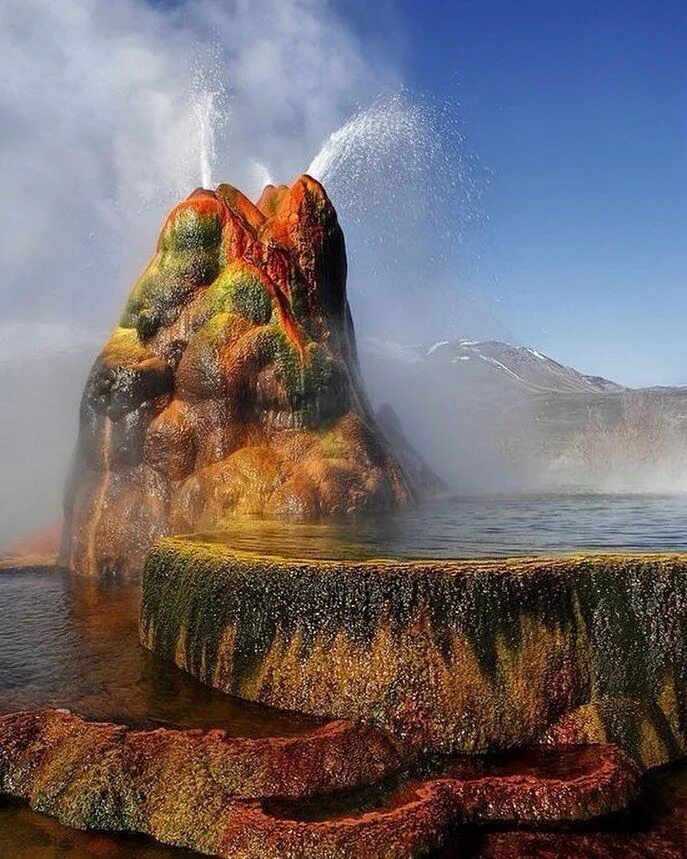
[0, 567, 319, 735]
[1, 493, 685, 857]
[197, 493, 687, 560]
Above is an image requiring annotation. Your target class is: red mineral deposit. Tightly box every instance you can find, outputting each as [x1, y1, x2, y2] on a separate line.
[61, 177, 413, 575]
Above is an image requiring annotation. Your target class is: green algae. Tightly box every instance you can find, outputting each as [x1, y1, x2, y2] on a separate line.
[120, 209, 224, 339]
[160, 209, 223, 253]
[202, 263, 273, 324]
[256, 327, 349, 427]
[289, 278, 310, 326]
[140, 545, 687, 752]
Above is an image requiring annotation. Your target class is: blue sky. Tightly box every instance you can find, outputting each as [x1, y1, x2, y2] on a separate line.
[3, 0, 683, 386]
[344, 0, 686, 385]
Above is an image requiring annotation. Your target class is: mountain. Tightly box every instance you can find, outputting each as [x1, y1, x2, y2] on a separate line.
[360, 337, 687, 493]
[363, 337, 624, 395]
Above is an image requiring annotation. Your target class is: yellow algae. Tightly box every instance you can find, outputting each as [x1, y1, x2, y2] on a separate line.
[141, 542, 687, 759]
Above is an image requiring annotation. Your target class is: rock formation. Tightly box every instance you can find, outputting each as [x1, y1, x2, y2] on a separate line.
[61, 176, 412, 574]
[141, 545, 686, 759]
[0, 709, 642, 859]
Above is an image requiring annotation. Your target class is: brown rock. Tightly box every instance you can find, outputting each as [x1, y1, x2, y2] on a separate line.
[62, 176, 412, 574]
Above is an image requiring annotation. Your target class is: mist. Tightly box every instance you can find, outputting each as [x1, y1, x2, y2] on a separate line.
[2, 0, 686, 548]
[0, 0, 398, 544]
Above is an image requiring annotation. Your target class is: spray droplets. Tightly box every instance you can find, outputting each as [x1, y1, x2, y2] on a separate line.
[193, 90, 218, 189]
[171, 83, 489, 342]
[306, 90, 489, 341]
[188, 57, 230, 191]
[308, 89, 484, 243]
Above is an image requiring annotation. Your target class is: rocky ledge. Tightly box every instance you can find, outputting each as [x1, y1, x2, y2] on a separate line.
[140, 545, 686, 762]
[0, 709, 642, 859]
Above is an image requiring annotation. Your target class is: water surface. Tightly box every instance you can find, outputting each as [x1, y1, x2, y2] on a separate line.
[1, 493, 685, 857]
[0, 568, 319, 735]
[198, 493, 687, 560]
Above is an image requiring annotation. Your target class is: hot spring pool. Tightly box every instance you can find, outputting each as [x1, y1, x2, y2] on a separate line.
[195, 492, 687, 559]
[1, 493, 685, 857]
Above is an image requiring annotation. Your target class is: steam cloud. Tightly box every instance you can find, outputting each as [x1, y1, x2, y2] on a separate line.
[0, 0, 396, 327]
[0, 0, 401, 543]
[5, 0, 673, 548]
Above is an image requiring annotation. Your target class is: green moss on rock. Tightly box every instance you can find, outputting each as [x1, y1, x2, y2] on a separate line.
[256, 328, 349, 427]
[140, 546, 687, 757]
[203, 263, 273, 324]
[160, 208, 223, 253]
[120, 209, 224, 339]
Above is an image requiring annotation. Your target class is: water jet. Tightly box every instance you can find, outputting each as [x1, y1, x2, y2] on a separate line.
[0, 177, 684, 859]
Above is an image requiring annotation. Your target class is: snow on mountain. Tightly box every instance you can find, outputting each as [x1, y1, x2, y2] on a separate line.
[359, 336, 687, 494]
[361, 337, 624, 395]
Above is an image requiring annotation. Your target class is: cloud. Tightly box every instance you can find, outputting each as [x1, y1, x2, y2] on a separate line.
[0, 0, 498, 542]
[0, 0, 395, 326]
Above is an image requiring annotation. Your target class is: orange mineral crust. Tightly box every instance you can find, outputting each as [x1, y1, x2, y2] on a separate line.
[0, 709, 642, 859]
[61, 176, 412, 575]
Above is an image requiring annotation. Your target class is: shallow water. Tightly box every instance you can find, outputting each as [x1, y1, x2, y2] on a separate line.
[0, 493, 685, 856]
[199, 493, 687, 560]
[0, 568, 319, 735]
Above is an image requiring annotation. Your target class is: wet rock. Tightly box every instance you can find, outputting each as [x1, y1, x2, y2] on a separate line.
[62, 177, 412, 575]
[0, 710, 643, 859]
[141, 546, 687, 760]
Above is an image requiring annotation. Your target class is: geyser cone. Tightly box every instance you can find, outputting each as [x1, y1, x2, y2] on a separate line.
[62, 175, 412, 575]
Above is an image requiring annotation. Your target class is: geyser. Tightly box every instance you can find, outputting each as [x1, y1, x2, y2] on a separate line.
[306, 90, 488, 345]
[61, 176, 412, 575]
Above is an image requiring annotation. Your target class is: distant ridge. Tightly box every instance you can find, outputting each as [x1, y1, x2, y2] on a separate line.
[362, 337, 625, 394]
[360, 335, 687, 494]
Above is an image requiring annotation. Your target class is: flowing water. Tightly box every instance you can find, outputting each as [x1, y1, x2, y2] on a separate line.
[194, 89, 217, 189]
[187, 58, 229, 192]
[306, 91, 489, 343]
[0, 493, 685, 856]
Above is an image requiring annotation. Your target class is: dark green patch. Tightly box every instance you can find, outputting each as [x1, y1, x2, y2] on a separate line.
[161, 210, 223, 253]
[257, 328, 349, 428]
[203, 265, 273, 324]
[140, 546, 687, 745]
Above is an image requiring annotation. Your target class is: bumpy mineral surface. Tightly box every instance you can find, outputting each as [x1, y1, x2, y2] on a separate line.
[0, 548, 684, 857]
[0, 709, 643, 859]
[61, 176, 412, 575]
[141, 545, 686, 761]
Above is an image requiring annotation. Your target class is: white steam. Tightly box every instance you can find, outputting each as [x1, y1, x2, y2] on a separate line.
[0, 0, 394, 328]
[0, 0, 399, 543]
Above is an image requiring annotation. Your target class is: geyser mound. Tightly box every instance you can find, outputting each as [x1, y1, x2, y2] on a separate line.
[62, 176, 412, 575]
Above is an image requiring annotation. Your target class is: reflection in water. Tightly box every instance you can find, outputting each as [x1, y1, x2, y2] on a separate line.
[0, 800, 200, 858]
[0, 568, 319, 735]
[1, 492, 686, 857]
[200, 493, 687, 560]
